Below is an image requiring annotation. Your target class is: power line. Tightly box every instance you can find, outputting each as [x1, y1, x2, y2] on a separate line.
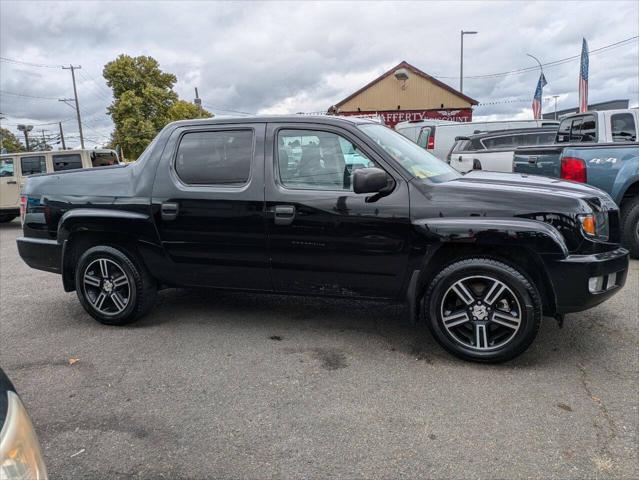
[0, 56, 64, 69]
[0, 90, 59, 100]
[432, 35, 638, 80]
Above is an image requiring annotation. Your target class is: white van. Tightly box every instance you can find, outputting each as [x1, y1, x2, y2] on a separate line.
[0, 149, 119, 222]
[396, 119, 560, 160]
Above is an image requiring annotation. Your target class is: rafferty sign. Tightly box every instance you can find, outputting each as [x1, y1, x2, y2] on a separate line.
[338, 108, 473, 128]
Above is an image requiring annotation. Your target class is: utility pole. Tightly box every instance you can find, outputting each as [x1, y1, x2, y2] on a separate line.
[59, 122, 66, 149]
[460, 30, 478, 93]
[62, 65, 85, 149]
[552, 95, 560, 120]
[41, 129, 47, 150]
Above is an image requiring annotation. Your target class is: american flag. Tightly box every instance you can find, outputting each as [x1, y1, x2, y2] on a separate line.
[532, 72, 547, 119]
[579, 38, 589, 112]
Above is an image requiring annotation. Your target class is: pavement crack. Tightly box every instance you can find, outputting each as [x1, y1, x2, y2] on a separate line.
[577, 361, 618, 468]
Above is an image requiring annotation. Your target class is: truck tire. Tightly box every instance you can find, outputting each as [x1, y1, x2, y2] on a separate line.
[422, 258, 542, 363]
[620, 196, 639, 259]
[74, 245, 157, 326]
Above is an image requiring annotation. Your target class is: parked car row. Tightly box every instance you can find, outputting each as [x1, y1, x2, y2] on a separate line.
[400, 109, 639, 257]
[0, 149, 119, 223]
[16, 115, 629, 363]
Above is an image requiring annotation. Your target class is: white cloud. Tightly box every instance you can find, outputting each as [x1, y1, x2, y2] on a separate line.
[1, 0, 637, 146]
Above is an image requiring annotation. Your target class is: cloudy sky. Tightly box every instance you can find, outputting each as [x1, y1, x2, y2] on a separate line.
[1, 0, 638, 148]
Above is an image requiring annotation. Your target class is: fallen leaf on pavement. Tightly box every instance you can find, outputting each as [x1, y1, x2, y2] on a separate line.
[68, 357, 79, 365]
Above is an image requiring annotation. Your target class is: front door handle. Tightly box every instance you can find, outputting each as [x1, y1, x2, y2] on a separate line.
[6, 180, 17, 184]
[161, 202, 179, 221]
[274, 205, 295, 226]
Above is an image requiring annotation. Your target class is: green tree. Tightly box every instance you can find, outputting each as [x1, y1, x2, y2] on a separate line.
[103, 55, 212, 160]
[167, 100, 212, 123]
[0, 128, 25, 153]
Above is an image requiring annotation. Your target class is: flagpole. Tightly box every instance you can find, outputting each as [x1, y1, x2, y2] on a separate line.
[527, 53, 545, 119]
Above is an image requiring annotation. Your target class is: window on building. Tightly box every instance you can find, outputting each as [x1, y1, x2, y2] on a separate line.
[277, 129, 375, 190]
[611, 113, 637, 142]
[20, 156, 47, 176]
[175, 130, 253, 185]
[53, 154, 83, 171]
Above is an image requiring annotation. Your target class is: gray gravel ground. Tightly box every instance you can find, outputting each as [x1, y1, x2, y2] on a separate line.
[1, 219, 638, 479]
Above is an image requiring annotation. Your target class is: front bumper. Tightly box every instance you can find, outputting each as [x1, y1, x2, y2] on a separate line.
[16, 237, 62, 274]
[546, 247, 630, 314]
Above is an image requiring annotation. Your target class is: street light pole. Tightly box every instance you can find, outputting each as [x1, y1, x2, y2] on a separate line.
[17, 124, 33, 151]
[460, 30, 478, 93]
[552, 95, 560, 120]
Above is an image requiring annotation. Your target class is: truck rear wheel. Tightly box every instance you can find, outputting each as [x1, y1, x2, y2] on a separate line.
[74, 245, 157, 325]
[423, 258, 542, 363]
[620, 196, 639, 259]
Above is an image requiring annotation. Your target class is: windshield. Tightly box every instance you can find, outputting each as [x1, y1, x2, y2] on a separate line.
[358, 124, 460, 182]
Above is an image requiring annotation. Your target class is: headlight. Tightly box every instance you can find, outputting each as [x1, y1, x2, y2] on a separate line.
[578, 211, 609, 241]
[0, 391, 48, 480]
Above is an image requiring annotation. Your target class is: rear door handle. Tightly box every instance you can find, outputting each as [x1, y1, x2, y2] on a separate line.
[528, 156, 538, 164]
[161, 202, 179, 221]
[6, 180, 17, 184]
[274, 205, 295, 226]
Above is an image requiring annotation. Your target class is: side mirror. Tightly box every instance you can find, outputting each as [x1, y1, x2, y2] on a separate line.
[353, 167, 392, 194]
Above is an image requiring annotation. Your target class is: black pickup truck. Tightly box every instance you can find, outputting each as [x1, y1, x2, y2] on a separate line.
[17, 116, 629, 362]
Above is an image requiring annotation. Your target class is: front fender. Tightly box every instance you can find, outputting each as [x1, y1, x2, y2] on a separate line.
[412, 217, 569, 256]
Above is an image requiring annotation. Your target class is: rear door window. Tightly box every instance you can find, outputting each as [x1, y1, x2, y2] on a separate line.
[53, 154, 83, 171]
[569, 118, 584, 142]
[611, 113, 637, 142]
[20, 155, 47, 175]
[175, 130, 253, 186]
[556, 119, 571, 143]
[0, 157, 14, 177]
[416, 127, 432, 148]
[580, 115, 597, 142]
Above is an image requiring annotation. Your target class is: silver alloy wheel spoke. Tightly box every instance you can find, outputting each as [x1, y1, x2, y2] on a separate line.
[112, 275, 129, 288]
[491, 311, 521, 329]
[93, 292, 107, 310]
[99, 259, 109, 278]
[84, 274, 101, 287]
[483, 280, 506, 305]
[475, 324, 489, 349]
[442, 310, 470, 327]
[111, 292, 127, 311]
[452, 281, 475, 305]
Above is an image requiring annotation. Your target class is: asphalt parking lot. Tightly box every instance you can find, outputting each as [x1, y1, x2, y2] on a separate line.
[1, 219, 637, 479]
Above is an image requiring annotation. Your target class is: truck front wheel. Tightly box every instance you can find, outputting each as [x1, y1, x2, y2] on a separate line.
[74, 245, 157, 325]
[621, 196, 639, 259]
[423, 258, 542, 363]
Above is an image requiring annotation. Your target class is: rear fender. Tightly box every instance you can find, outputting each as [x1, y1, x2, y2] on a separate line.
[58, 209, 157, 291]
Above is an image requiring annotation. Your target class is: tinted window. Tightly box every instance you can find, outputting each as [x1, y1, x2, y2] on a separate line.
[416, 127, 432, 148]
[278, 129, 375, 191]
[20, 155, 46, 175]
[580, 115, 597, 142]
[53, 154, 83, 171]
[91, 151, 119, 167]
[0, 157, 14, 177]
[481, 135, 516, 150]
[611, 113, 637, 142]
[175, 130, 253, 185]
[557, 119, 571, 143]
[451, 139, 472, 153]
[569, 118, 583, 142]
